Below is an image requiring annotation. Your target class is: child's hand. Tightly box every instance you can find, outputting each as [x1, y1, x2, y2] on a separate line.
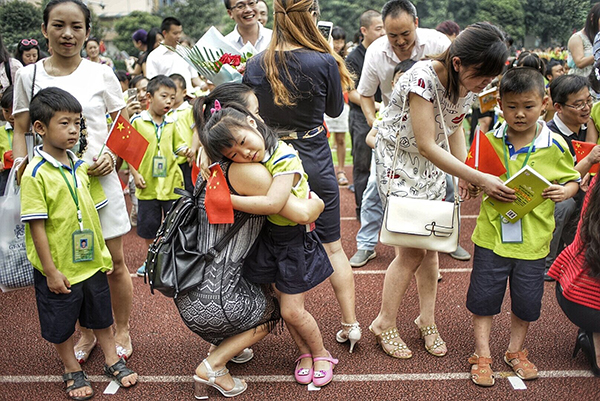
[199, 147, 212, 181]
[581, 173, 591, 192]
[585, 144, 600, 164]
[134, 174, 146, 189]
[47, 270, 71, 294]
[458, 178, 472, 200]
[543, 184, 569, 203]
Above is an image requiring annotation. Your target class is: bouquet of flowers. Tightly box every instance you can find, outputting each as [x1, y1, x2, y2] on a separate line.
[167, 27, 256, 86]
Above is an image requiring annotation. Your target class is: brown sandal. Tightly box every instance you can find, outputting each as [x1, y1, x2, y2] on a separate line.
[504, 349, 538, 380]
[337, 171, 349, 186]
[468, 354, 495, 387]
[369, 325, 412, 359]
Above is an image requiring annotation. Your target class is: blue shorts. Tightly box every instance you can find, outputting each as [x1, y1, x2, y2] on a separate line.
[137, 199, 176, 239]
[243, 221, 334, 294]
[466, 245, 545, 322]
[34, 269, 113, 344]
[284, 127, 340, 243]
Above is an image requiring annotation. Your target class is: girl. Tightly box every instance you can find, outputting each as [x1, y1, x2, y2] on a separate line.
[0, 32, 22, 92]
[15, 38, 41, 66]
[244, 0, 361, 354]
[325, 25, 350, 186]
[12, 0, 134, 376]
[202, 104, 339, 387]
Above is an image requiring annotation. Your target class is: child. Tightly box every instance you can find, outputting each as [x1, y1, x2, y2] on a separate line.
[129, 75, 184, 276]
[20, 87, 137, 400]
[0, 85, 14, 195]
[201, 104, 338, 387]
[168, 73, 195, 192]
[467, 67, 580, 387]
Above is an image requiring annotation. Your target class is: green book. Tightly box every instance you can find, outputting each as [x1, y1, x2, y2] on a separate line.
[484, 165, 552, 223]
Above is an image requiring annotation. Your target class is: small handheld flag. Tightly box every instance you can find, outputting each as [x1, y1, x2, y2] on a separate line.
[204, 163, 234, 224]
[465, 128, 507, 177]
[104, 113, 149, 170]
[572, 140, 599, 174]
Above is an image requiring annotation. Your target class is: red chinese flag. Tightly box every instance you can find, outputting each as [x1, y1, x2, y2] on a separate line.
[204, 164, 234, 224]
[465, 128, 507, 177]
[572, 140, 599, 174]
[191, 161, 200, 186]
[106, 114, 149, 170]
[3, 150, 13, 169]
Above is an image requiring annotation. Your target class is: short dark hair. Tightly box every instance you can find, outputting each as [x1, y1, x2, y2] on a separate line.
[1, 85, 13, 109]
[169, 73, 186, 89]
[499, 67, 546, 100]
[393, 59, 416, 77]
[129, 75, 147, 89]
[115, 70, 129, 83]
[360, 10, 381, 28]
[146, 75, 176, 96]
[30, 87, 82, 127]
[223, 0, 231, 9]
[545, 59, 563, 79]
[85, 37, 100, 48]
[549, 74, 590, 105]
[161, 17, 182, 34]
[436, 20, 460, 37]
[515, 51, 545, 75]
[381, 0, 417, 22]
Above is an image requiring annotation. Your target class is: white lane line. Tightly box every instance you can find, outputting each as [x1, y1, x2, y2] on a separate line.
[342, 215, 479, 221]
[354, 268, 472, 275]
[0, 370, 594, 383]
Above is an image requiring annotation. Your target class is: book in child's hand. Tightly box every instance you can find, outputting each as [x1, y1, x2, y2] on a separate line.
[484, 165, 551, 223]
[478, 87, 498, 113]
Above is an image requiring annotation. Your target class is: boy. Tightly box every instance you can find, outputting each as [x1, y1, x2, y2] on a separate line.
[168, 73, 195, 192]
[20, 88, 137, 400]
[0, 85, 14, 195]
[467, 68, 580, 387]
[129, 75, 183, 276]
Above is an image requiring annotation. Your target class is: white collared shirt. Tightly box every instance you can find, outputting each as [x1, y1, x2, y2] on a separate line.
[357, 28, 450, 106]
[145, 45, 200, 91]
[225, 23, 273, 54]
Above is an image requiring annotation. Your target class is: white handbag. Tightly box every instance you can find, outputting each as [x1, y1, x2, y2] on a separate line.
[379, 71, 459, 253]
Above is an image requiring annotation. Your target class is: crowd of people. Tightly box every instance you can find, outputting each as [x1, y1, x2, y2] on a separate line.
[1, 0, 600, 399]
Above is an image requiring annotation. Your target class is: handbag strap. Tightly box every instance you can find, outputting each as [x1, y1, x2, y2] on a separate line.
[385, 65, 459, 203]
[30, 63, 37, 100]
[4, 60, 12, 87]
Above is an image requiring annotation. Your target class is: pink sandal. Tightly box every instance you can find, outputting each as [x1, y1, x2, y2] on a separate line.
[312, 352, 338, 387]
[294, 353, 313, 385]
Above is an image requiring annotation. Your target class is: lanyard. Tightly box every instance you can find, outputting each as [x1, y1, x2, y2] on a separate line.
[152, 119, 166, 154]
[502, 123, 538, 179]
[7, 129, 12, 149]
[57, 158, 84, 231]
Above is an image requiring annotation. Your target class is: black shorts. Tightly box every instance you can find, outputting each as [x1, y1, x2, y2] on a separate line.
[284, 128, 340, 243]
[466, 245, 545, 322]
[34, 269, 113, 344]
[243, 222, 334, 294]
[137, 199, 176, 239]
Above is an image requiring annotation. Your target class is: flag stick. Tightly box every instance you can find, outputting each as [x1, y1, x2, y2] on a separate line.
[474, 127, 481, 170]
[97, 109, 122, 158]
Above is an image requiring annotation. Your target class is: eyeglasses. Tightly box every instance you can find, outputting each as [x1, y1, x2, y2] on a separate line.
[20, 39, 38, 46]
[231, 0, 257, 11]
[563, 98, 594, 111]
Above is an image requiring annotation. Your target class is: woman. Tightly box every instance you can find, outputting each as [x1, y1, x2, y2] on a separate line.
[369, 22, 513, 359]
[142, 27, 162, 77]
[84, 37, 114, 69]
[12, 0, 134, 364]
[15, 38, 41, 67]
[181, 83, 324, 397]
[127, 28, 147, 76]
[243, 0, 361, 357]
[567, 3, 600, 77]
[549, 174, 600, 377]
[0, 32, 22, 92]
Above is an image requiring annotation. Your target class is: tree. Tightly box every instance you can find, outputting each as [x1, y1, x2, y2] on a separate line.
[113, 11, 162, 56]
[0, 0, 44, 53]
[476, 0, 525, 40]
[523, 0, 589, 46]
[160, 0, 231, 41]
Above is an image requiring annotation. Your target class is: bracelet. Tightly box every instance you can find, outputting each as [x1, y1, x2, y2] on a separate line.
[104, 151, 117, 169]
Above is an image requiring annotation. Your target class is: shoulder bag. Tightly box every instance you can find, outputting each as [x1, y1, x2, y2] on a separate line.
[145, 182, 250, 298]
[379, 69, 460, 253]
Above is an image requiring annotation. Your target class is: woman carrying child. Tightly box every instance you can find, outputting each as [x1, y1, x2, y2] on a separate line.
[243, 0, 361, 357]
[12, 0, 134, 365]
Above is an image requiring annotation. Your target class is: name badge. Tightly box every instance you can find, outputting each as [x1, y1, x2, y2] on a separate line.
[501, 217, 523, 243]
[152, 156, 167, 177]
[73, 229, 94, 262]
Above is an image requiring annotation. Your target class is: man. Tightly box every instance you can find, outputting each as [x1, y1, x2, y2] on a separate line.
[257, 0, 269, 26]
[224, 0, 272, 53]
[350, 0, 453, 267]
[345, 9, 384, 223]
[145, 17, 202, 91]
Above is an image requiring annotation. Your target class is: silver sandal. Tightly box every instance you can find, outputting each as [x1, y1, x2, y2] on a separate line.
[193, 359, 247, 399]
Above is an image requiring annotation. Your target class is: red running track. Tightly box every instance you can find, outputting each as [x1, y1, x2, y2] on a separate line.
[0, 166, 598, 400]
